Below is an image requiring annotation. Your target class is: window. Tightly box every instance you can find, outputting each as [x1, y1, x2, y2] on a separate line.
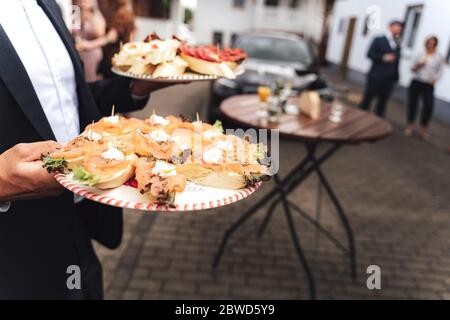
[132, 0, 171, 19]
[264, 0, 279, 7]
[403, 5, 423, 49]
[233, 0, 245, 8]
[289, 0, 300, 9]
[212, 31, 224, 47]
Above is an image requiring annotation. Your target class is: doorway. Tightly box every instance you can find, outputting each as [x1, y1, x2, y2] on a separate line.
[340, 17, 357, 77]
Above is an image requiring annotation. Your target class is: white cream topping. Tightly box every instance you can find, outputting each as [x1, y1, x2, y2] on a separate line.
[101, 146, 125, 161]
[151, 161, 176, 177]
[149, 114, 170, 126]
[203, 148, 223, 164]
[148, 129, 170, 142]
[103, 115, 120, 124]
[216, 140, 234, 151]
[83, 129, 102, 142]
[203, 130, 222, 140]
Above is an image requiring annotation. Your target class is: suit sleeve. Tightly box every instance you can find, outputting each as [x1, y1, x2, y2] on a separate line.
[367, 38, 384, 63]
[88, 77, 148, 116]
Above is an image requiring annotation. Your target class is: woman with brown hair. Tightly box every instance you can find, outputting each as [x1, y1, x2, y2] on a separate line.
[76, 0, 136, 79]
[74, 0, 106, 81]
[405, 36, 444, 139]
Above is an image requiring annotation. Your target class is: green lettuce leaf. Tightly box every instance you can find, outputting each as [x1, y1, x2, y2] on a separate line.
[72, 167, 99, 186]
[41, 155, 68, 174]
[213, 120, 224, 133]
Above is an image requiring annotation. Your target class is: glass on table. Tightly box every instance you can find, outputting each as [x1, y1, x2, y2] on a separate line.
[256, 85, 271, 121]
[257, 85, 271, 103]
[328, 104, 344, 123]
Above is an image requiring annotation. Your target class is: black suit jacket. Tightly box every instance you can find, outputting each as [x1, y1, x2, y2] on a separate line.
[367, 35, 401, 82]
[0, 0, 147, 299]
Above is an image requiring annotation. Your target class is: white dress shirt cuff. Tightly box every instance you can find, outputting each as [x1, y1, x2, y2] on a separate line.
[0, 202, 11, 213]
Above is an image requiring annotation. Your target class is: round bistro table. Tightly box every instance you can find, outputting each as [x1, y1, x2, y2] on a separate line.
[212, 94, 393, 300]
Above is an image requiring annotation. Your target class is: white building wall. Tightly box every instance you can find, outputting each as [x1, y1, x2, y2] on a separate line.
[194, 0, 325, 46]
[326, 0, 450, 105]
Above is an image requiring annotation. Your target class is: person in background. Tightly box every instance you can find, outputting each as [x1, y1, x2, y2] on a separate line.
[74, 0, 106, 81]
[359, 21, 403, 117]
[77, 0, 136, 79]
[404, 36, 444, 140]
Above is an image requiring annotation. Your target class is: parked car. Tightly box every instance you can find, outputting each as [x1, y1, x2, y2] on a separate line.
[209, 31, 328, 121]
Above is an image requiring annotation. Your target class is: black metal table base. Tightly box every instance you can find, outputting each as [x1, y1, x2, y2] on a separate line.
[212, 142, 357, 300]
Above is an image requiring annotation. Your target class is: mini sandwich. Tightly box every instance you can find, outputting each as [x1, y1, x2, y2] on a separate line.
[134, 158, 186, 207]
[175, 134, 270, 190]
[83, 115, 140, 142]
[140, 38, 181, 65]
[131, 128, 173, 160]
[42, 136, 108, 172]
[72, 145, 138, 190]
[112, 42, 146, 68]
[179, 44, 245, 79]
[152, 56, 188, 78]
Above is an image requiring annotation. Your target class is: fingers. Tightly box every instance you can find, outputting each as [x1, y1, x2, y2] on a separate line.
[23, 160, 63, 190]
[17, 141, 62, 161]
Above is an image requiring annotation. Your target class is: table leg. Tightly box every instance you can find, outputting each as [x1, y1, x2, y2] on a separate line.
[314, 180, 323, 256]
[212, 154, 311, 270]
[257, 144, 339, 239]
[256, 175, 282, 238]
[278, 178, 317, 300]
[309, 151, 357, 280]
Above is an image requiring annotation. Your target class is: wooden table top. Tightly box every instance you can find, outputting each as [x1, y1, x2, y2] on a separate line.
[220, 94, 393, 144]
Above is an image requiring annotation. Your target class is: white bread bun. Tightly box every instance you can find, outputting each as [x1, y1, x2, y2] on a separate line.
[94, 163, 135, 190]
[94, 154, 138, 190]
[66, 157, 85, 170]
[152, 56, 188, 78]
[175, 163, 246, 190]
[127, 61, 156, 76]
[112, 42, 144, 67]
[141, 39, 180, 65]
[180, 53, 236, 79]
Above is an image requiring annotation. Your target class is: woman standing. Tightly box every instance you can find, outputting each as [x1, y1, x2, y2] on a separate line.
[74, 0, 106, 81]
[405, 36, 444, 139]
[77, 0, 136, 79]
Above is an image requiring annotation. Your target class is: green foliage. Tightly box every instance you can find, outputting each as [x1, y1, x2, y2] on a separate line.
[73, 167, 99, 186]
[213, 120, 224, 133]
[41, 155, 68, 174]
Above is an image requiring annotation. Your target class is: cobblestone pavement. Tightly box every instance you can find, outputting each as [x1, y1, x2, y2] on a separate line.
[94, 73, 450, 300]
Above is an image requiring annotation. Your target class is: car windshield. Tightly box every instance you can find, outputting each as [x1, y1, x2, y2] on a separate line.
[235, 35, 313, 65]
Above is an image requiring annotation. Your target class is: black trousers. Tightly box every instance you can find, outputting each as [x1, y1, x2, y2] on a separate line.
[359, 78, 395, 117]
[407, 79, 434, 127]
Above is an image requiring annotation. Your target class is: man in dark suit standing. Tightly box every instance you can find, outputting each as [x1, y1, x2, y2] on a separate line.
[0, 0, 177, 299]
[359, 21, 403, 117]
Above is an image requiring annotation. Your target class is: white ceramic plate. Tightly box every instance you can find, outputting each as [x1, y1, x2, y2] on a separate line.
[55, 173, 261, 212]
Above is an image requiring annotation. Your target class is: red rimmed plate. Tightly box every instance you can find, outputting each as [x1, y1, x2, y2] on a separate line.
[55, 173, 261, 212]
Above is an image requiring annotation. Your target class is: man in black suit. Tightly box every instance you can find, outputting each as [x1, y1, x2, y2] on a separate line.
[359, 21, 403, 117]
[0, 0, 175, 299]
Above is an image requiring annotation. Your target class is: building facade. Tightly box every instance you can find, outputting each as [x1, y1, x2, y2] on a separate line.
[193, 0, 329, 47]
[326, 0, 450, 123]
